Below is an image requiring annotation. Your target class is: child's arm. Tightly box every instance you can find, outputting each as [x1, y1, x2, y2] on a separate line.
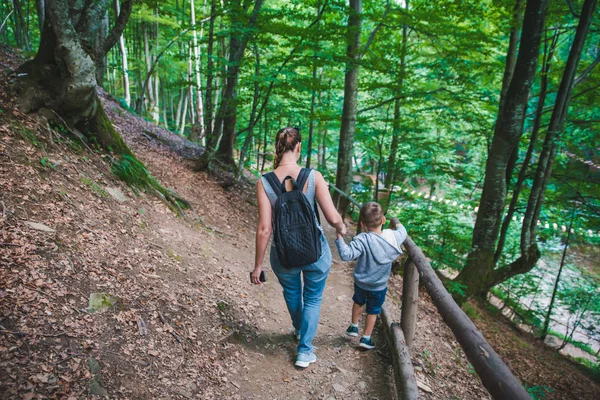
[389, 217, 408, 245]
[335, 236, 364, 261]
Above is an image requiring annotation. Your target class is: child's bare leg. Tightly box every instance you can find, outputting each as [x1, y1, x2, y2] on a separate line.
[363, 314, 377, 337]
[352, 302, 362, 325]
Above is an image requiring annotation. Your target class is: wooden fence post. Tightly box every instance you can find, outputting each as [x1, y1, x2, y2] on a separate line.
[381, 305, 420, 400]
[401, 258, 419, 350]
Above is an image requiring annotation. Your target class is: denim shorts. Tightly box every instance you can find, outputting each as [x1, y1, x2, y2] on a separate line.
[352, 284, 388, 315]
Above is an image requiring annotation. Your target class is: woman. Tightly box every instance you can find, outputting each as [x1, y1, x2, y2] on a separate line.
[251, 127, 346, 368]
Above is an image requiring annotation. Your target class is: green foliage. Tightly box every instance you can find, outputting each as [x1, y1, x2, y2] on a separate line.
[39, 156, 55, 170]
[111, 155, 158, 195]
[446, 281, 467, 299]
[462, 303, 481, 321]
[525, 384, 554, 400]
[575, 357, 600, 382]
[17, 125, 42, 148]
[80, 176, 108, 198]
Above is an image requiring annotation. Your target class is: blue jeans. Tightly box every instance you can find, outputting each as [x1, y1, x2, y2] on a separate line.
[270, 233, 331, 355]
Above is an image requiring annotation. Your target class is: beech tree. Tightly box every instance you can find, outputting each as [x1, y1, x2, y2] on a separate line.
[454, 0, 598, 300]
[14, 0, 187, 208]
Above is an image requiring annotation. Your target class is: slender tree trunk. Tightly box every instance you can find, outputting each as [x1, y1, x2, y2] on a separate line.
[175, 89, 184, 131]
[454, 0, 549, 300]
[95, 11, 110, 86]
[188, 44, 196, 129]
[384, 0, 408, 214]
[153, 13, 160, 123]
[541, 210, 575, 340]
[236, 43, 261, 179]
[190, 0, 205, 141]
[521, 0, 597, 250]
[494, 29, 560, 263]
[204, 0, 216, 144]
[333, 0, 362, 216]
[198, 0, 264, 171]
[35, 0, 44, 32]
[141, 23, 155, 115]
[306, 59, 318, 168]
[261, 104, 268, 173]
[114, 0, 131, 107]
[500, 0, 526, 186]
[320, 124, 327, 169]
[13, 0, 29, 50]
[180, 91, 189, 135]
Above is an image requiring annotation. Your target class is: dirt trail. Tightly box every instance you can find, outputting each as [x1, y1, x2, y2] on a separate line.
[234, 222, 393, 400]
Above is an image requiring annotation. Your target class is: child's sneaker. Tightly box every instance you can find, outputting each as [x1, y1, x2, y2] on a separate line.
[294, 329, 300, 341]
[345, 324, 359, 337]
[295, 352, 317, 368]
[359, 336, 375, 349]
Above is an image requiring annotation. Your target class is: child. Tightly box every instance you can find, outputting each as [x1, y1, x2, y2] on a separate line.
[335, 202, 407, 349]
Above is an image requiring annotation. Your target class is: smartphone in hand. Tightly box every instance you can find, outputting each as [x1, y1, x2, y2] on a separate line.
[250, 271, 266, 283]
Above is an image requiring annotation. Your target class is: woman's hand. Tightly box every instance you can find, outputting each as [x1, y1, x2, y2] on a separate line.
[336, 223, 347, 237]
[251, 267, 263, 285]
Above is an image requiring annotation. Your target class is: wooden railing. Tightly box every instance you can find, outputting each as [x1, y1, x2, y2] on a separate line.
[330, 185, 531, 400]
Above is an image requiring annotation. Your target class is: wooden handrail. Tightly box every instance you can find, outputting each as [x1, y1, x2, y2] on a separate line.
[328, 183, 361, 208]
[403, 237, 531, 400]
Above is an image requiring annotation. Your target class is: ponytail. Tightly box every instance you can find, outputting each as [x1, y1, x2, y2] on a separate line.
[274, 127, 301, 168]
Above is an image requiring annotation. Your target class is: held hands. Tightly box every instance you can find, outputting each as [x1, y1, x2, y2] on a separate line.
[336, 223, 347, 239]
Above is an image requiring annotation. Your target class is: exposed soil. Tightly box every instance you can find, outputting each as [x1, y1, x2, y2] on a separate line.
[1, 45, 599, 400]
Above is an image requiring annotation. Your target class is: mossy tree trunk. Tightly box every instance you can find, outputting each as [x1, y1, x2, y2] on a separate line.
[14, 0, 189, 213]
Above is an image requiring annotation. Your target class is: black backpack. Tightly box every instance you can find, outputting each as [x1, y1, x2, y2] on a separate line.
[263, 168, 322, 268]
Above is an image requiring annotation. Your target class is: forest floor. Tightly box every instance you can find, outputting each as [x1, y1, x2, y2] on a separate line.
[1, 45, 600, 399]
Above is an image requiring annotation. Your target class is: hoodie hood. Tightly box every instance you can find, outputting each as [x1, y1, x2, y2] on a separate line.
[363, 232, 403, 264]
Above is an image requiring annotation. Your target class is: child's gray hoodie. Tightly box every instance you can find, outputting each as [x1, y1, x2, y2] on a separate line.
[335, 225, 408, 291]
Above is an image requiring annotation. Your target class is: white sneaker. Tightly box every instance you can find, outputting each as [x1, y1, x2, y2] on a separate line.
[295, 352, 317, 368]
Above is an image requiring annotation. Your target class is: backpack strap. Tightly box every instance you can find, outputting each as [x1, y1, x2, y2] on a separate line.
[296, 168, 311, 193]
[297, 168, 322, 225]
[263, 172, 283, 197]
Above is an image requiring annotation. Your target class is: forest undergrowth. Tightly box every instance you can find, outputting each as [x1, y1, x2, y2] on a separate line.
[1, 45, 600, 400]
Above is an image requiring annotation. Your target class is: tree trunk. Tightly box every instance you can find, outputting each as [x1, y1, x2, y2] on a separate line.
[541, 210, 575, 340]
[333, 0, 362, 217]
[236, 43, 260, 179]
[175, 88, 184, 131]
[454, 0, 549, 300]
[204, 0, 216, 144]
[306, 58, 318, 169]
[494, 28, 560, 263]
[190, 0, 205, 141]
[180, 91, 189, 135]
[141, 23, 155, 115]
[11, 0, 185, 210]
[384, 0, 409, 214]
[521, 0, 597, 250]
[384, 97, 401, 213]
[35, 0, 45, 32]
[187, 44, 196, 128]
[95, 11, 110, 86]
[197, 0, 264, 171]
[13, 0, 30, 50]
[114, 0, 131, 106]
[320, 124, 327, 169]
